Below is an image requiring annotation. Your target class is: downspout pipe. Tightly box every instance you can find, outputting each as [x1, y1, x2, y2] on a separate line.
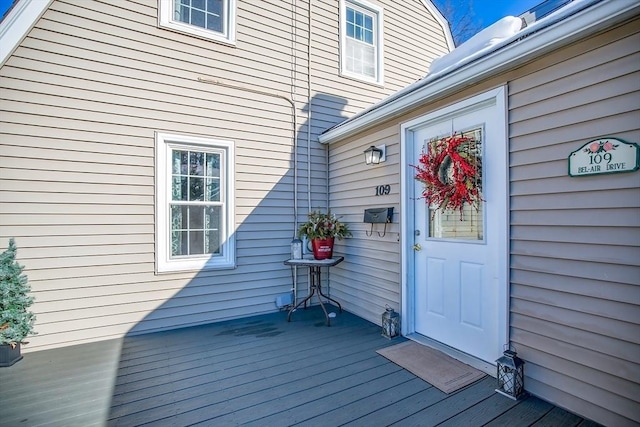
[196, 77, 298, 231]
[198, 76, 300, 306]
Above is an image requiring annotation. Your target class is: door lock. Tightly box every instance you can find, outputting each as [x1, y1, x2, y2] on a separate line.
[412, 243, 422, 251]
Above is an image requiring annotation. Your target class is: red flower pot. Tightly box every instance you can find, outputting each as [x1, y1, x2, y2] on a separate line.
[312, 237, 334, 260]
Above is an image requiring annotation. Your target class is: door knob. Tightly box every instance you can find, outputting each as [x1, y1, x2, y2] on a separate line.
[413, 243, 422, 251]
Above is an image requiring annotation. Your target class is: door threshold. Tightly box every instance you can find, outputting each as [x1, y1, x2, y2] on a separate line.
[405, 333, 496, 377]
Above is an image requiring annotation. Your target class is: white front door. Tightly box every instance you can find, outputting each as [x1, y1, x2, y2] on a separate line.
[403, 88, 508, 364]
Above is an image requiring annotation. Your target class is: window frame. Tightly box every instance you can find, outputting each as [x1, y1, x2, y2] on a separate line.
[339, 0, 385, 85]
[158, 0, 237, 45]
[155, 132, 236, 273]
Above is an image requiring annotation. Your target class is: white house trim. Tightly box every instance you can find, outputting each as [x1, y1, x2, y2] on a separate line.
[155, 132, 236, 273]
[319, 0, 639, 145]
[419, 0, 455, 51]
[400, 86, 509, 370]
[0, 0, 53, 67]
[158, 0, 237, 45]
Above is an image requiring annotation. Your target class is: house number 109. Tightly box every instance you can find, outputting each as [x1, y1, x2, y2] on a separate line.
[375, 184, 391, 196]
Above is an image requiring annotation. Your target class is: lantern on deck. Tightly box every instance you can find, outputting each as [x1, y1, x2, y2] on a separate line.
[381, 305, 400, 339]
[495, 345, 526, 400]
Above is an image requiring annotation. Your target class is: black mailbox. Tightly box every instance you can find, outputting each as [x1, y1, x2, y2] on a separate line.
[364, 207, 393, 237]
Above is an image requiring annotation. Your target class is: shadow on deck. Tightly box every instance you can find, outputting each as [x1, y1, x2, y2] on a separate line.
[0, 307, 597, 426]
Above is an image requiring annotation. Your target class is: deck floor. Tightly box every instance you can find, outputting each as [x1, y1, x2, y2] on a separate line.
[0, 306, 599, 426]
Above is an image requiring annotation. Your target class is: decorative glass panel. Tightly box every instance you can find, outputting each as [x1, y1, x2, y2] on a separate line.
[205, 207, 221, 254]
[171, 230, 187, 256]
[190, 177, 204, 201]
[169, 147, 223, 258]
[206, 178, 220, 201]
[172, 176, 186, 201]
[189, 206, 204, 230]
[190, 152, 204, 175]
[206, 153, 220, 177]
[428, 128, 484, 241]
[170, 205, 221, 256]
[172, 150, 222, 202]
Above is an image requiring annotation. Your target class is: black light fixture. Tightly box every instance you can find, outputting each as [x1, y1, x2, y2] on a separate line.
[364, 145, 385, 165]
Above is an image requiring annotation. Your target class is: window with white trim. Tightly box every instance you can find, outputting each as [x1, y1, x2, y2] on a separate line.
[340, 0, 384, 84]
[159, 0, 236, 44]
[156, 133, 235, 272]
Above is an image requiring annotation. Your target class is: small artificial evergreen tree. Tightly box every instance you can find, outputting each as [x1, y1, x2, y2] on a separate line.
[0, 239, 36, 348]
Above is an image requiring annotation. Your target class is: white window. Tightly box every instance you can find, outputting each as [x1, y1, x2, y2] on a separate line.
[340, 0, 384, 84]
[155, 133, 235, 272]
[159, 0, 236, 45]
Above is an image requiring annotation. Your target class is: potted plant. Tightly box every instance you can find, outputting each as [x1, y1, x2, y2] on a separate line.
[298, 210, 351, 260]
[1, 239, 36, 367]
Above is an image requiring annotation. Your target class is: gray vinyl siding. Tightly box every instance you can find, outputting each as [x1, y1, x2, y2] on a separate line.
[507, 19, 640, 427]
[328, 124, 402, 324]
[325, 15, 639, 427]
[0, 0, 449, 351]
[320, 0, 450, 324]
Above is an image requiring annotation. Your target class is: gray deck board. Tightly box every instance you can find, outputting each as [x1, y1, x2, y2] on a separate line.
[484, 394, 555, 426]
[531, 405, 583, 426]
[0, 306, 599, 427]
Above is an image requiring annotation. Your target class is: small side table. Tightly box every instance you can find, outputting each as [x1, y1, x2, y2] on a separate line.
[284, 256, 344, 326]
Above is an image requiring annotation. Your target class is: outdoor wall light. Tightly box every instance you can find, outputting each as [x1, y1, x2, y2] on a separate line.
[364, 144, 386, 165]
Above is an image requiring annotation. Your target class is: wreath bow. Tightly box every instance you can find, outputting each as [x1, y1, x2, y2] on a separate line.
[413, 133, 483, 217]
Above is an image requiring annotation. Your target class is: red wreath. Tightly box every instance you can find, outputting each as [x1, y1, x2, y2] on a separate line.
[413, 133, 483, 216]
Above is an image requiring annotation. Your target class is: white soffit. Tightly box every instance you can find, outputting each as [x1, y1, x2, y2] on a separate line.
[319, 0, 640, 145]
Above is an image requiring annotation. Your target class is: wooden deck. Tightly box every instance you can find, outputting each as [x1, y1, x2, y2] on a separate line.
[0, 306, 599, 426]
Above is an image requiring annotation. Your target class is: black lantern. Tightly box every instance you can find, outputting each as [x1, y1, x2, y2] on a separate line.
[364, 145, 384, 165]
[495, 346, 526, 400]
[381, 305, 400, 339]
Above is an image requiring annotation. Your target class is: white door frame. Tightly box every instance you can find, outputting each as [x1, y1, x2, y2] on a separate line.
[400, 86, 510, 359]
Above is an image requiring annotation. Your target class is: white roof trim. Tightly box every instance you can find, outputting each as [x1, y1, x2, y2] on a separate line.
[0, 0, 53, 67]
[319, 0, 640, 145]
[420, 0, 455, 52]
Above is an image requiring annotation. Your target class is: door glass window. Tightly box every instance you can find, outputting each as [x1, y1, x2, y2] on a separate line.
[428, 128, 483, 240]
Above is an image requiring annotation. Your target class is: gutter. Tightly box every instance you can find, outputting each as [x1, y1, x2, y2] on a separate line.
[319, 0, 640, 145]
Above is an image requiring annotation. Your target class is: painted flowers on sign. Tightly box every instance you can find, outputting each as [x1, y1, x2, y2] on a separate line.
[584, 140, 618, 154]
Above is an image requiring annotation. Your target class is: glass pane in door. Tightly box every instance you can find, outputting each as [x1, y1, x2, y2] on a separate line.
[428, 128, 483, 241]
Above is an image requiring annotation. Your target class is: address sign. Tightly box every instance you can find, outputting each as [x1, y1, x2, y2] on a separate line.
[568, 137, 639, 177]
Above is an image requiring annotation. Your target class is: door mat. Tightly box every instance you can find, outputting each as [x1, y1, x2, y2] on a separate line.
[376, 341, 486, 394]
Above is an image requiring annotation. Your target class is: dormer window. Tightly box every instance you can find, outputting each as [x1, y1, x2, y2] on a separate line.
[159, 0, 236, 45]
[340, 0, 384, 85]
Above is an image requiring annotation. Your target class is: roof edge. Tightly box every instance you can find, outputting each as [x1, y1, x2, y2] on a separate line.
[420, 0, 455, 51]
[319, 0, 640, 145]
[0, 0, 53, 67]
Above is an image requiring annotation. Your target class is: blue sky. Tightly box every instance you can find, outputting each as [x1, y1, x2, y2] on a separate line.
[0, 0, 13, 19]
[0, 0, 543, 38]
[458, 0, 544, 29]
